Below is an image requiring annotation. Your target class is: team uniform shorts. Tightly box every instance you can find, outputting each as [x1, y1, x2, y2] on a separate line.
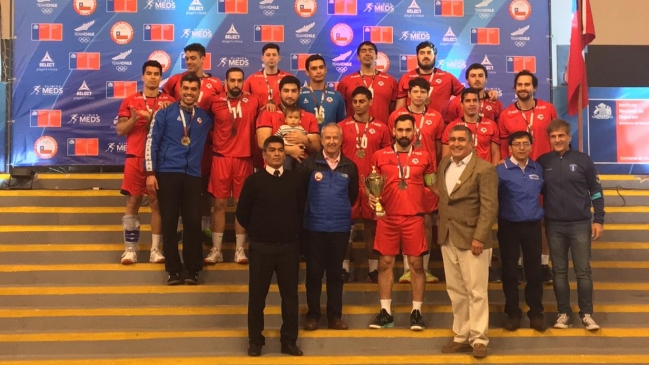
[121, 156, 155, 197]
[208, 155, 253, 200]
[374, 215, 428, 256]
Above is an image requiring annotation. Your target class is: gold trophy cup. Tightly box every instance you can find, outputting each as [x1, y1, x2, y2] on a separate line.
[363, 166, 387, 218]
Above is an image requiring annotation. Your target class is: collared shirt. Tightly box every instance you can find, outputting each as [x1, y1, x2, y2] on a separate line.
[265, 165, 284, 177]
[445, 152, 473, 196]
[497, 157, 544, 222]
[323, 150, 341, 170]
[509, 156, 529, 170]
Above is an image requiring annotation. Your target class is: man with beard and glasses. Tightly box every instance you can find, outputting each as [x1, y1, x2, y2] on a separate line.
[337, 41, 398, 127]
[205, 68, 263, 265]
[388, 77, 444, 285]
[395, 42, 464, 115]
[445, 63, 503, 123]
[498, 70, 558, 284]
[367, 115, 437, 331]
[257, 76, 321, 164]
[298, 54, 346, 130]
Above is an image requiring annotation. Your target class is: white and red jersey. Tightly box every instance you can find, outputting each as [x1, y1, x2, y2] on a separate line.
[243, 70, 293, 107]
[162, 72, 223, 111]
[211, 92, 262, 158]
[397, 68, 464, 115]
[338, 117, 392, 178]
[498, 99, 558, 160]
[337, 71, 398, 126]
[445, 95, 503, 124]
[117, 91, 175, 157]
[388, 107, 444, 172]
[372, 146, 435, 216]
[442, 118, 500, 164]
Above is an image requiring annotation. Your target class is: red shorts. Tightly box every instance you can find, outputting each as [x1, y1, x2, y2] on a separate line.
[352, 184, 375, 220]
[208, 155, 253, 199]
[200, 138, 213, 177]
[423, 188, 439, 213]
[121, 156, 154, 197]
[374, 215, 428, 256]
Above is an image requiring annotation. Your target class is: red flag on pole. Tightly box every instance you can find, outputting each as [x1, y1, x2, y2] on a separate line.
[566, 0, 596, 116]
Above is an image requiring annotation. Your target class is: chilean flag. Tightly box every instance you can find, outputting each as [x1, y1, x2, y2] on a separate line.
[566, 0, 596, 116]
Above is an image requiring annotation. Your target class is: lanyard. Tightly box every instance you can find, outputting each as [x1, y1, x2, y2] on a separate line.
[142, 91, 159, 113]
[179, 104, 194, 138]
[393, 144, 413, 179]
[227, 97, 242, 132]
[359, 70, 377, 90]
[407, 107, 427, 142]
[463, 117, 481, 147]
[353, 116, 370, 149]
[307, 85, 327, 110]
[418, 68, 436, 96]
[517, 101, 536, 135]
[263, 70, 276, 101]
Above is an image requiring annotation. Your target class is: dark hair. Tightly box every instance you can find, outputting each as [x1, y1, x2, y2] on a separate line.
[465, 63, 488, 80]
[416, 41, 437, 55]
[514, 70, 538, 88]
[262, 43, 280, 55]
[408, 77, 430, 92]
[183, 43, 206, 58]
[460, 87, 481, 102]
[449, 125, 473, 141]
[225, 67, 244, 80]
[546, 119, 571, 136]
[141, 60, 162, 75]
[356, 41, 377, 55]
[279, 75, 301, 91]
[263, 135, 284, 151]
[508, 131, 533, 145]
[394, 114, 415, 128]
[282, 104, 301, 116]
[180, 73, 201, 89]
[305, 54, 325, 70]
[351, 86, 372, 100]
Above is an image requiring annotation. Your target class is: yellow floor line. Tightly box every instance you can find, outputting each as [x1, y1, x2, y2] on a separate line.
[3, 355, 649, 365]
[592, 242, 649, 249]
[3, 304, 648, 319]
[600, 175, 648, 181]
[603, 189, 649, 196]
[0, 190, 122, 197]
[34, 173, 124, 180]
[0, 328, 645, 343]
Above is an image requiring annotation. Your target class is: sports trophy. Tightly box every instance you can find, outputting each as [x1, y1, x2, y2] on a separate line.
[363, 166, 387, 218]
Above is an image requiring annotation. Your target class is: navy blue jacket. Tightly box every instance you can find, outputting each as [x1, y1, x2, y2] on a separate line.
[537, 149, 605, 224]
[298, 150, 359, 233]
[496, 157, 544, 222]
[145, 103, 213, 177]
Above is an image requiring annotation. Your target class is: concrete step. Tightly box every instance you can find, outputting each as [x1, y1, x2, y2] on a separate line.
[1, 173, 124, 190]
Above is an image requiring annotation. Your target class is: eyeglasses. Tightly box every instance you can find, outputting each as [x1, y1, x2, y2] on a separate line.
[511, 142, 531, 148]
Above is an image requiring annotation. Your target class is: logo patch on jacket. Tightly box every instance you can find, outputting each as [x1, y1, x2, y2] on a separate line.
[529, 174, 540, 180]
[314, 172, 323, 182]
[569, 164, 577, 172]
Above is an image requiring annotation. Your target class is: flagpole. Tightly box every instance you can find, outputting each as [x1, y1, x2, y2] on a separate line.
[577, 0, 584, 152]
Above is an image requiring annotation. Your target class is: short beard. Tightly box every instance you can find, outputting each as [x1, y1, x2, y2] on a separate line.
[229, 88, 242, 98]
[418, 61, 434, 71]
[397, 137, 411, 148]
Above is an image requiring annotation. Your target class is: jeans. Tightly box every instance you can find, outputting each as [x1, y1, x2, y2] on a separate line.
[545, 220, 593, 317]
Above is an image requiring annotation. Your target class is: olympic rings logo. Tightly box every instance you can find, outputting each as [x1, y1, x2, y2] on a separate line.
[299, 39, 311, 45]
[41, 8, 54, 15]
[116, 66, 128, 72]
[335, 67, 348, 74]
[78, 37, 91, 43]
[263, 10, 274, 16]
[515, 41, 526, 47]
[479, 13, 490, 19]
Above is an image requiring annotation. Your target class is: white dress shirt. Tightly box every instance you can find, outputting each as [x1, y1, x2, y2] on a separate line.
[445, 152, 473, 196]
[265, 165, 284, 177]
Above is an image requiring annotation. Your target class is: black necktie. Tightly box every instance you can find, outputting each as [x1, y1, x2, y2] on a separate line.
[273, 170, 280, 177]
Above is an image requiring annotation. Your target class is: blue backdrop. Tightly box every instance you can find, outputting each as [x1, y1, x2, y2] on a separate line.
[12, 0, 550, 166]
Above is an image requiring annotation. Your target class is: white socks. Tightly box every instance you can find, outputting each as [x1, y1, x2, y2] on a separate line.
[151, 234, 162, 251]
[368, 259, 378, 272]
[212, 233, 224, 251]
[541, 254, 550, 265]
[380, 299, 392, 314]
[235, 234, 246, 249]
[342, 260, 350, 271]
[412, 301, 422, 312]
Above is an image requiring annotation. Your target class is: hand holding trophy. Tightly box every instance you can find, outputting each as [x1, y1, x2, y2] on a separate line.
[363, 166, 387, 218]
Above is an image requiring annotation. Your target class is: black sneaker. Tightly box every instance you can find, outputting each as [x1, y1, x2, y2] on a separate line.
[342, 269, 351, 283]
[369, 309, 394, 329]
[541, 265, 553, 285]
[488, 266, 501, 283]
[410, 309, 425, 331]
[185, 271, 199, 285]
[517, 265, 526, 283]
[167, 272, 182, 286]
[366, 269, 379, 283]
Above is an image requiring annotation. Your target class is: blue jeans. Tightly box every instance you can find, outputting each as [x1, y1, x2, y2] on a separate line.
[545, 220, 593, 317]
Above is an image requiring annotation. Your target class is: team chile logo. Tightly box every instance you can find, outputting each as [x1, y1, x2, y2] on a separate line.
[111, 22, 134, 45]
[509, 0, 531, 21]
[34, 136, 58, 159]
[73, 0, 97, 16]
[295, 0, 317, 17]
[330, 23, 354, 47]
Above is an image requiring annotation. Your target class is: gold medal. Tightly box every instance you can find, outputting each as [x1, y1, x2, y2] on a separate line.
[356, 149, 366, 158]
[316, 115, 325, 124]
[398, 179, 408, 190]
[414, 139, 422, 148]
[181, 136, 190, 146]
[231, 126, 237, 137]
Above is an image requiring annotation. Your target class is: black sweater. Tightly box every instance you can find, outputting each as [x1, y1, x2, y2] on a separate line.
[235, 169, 306, 243]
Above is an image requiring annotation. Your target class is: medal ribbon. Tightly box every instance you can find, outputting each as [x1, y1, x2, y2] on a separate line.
[353, 116, 370, 150]
[142, 91, 159, 114]
[418, 68, 436, 96]
[463, 117, 481, 147]
[227, 98, 242, 132]
[407, 107, 427, 145]
[359, 71, 377, 91]
[263, 70, 276, 101]
[393, 144, 413, 179]
[308, 85, 327, 111]
[179, 103, 194, 139]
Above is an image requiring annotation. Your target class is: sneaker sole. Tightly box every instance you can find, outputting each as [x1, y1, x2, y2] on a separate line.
[121, 260, 136, 265]
[369, 323, 394, 329]
[167, 280, 182, 286]
[554, 324, 573, 329]
[185, 280, 198, 285]
[149, 259, 165, 264]
[235, 259, 249, 265]
[410, 325, 425, 331]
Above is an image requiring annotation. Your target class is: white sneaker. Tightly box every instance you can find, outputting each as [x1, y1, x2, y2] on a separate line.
[234, 247, 249, 264]
[554, 313, 573, 329]
[204, 247, 224, 264]
[149, 249, 165, 263]
[582, 314, 600, 331]
[120, 250, 137, 265]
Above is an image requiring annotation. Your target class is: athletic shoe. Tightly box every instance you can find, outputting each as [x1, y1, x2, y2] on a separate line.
[542, 264, 553, 285]
[167, 272, 182, 286]
[342, 269, 351, 282]
[204, 247, 224, 264]
[425, 271, 439, 283]
[185, 271, 199, 285]
[530, 316, 547, 332]
[554, 313, 573, 329]
[149, 249, 165, 263]
[369, 309, 394, 329]
[582, 314, 600, 331]
[504, 315, 521, 331]
[399, 270, 411, 283]
[366, 269, 379, 283]
[120, 249, 137, 265]
[234, 247, 249, 264]
[488, 266, 501, 283]
[410, 309, 425, 331]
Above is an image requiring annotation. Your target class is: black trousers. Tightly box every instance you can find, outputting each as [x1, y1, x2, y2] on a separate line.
[497, 219, 544, 318]
[305, 230, 350, 321]
[156, 172, 204, 274]
[248, 240, 300, 346]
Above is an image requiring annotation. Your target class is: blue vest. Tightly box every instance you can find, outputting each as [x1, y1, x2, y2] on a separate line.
[304, 159, 353, 232]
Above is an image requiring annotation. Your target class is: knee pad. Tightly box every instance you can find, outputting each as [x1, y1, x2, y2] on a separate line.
[122, 215, 140, 244]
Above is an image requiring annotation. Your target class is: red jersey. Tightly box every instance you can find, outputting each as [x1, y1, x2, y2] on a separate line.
[211, 93, 262, 158]
[397, 68, 464, 115]
[162, 72, 223, 111]
[337, 71, 398, 126]
[498, 99, 558, 160]
[338, 117, 392, 178]
[243, 70, 293, 107]
[445, 95, 503, 124]
[372, 147, 434, 216]
[117, 91, 175, 157]
[442, 118, 500, 163]
[388, 107, 444, 171]
[257, 108, 319, 135]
